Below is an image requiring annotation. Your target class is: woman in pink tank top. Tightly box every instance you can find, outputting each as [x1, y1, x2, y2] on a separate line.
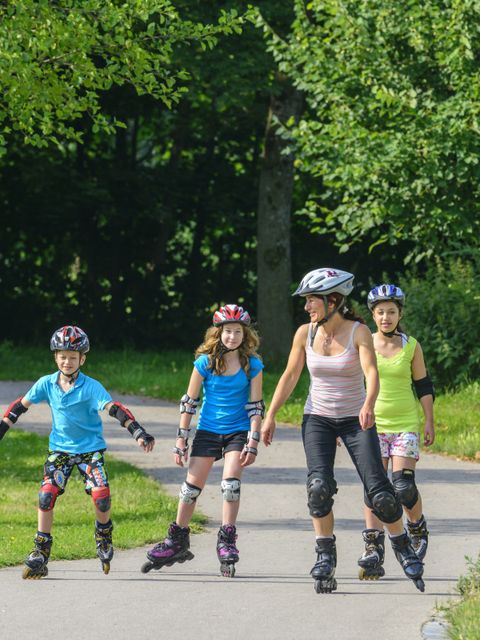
[261, 268, 425, 594]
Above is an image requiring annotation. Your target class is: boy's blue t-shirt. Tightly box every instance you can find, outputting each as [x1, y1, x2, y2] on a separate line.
[194, 354, 264, 434]
[25, 372, 112, 454]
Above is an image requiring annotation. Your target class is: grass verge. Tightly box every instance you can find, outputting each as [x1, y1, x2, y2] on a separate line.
[441, 554, 480, 640]
[0, 430, 206, 568]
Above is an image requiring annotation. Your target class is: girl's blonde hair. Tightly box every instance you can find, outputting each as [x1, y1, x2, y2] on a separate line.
[195, 324, 261, 376]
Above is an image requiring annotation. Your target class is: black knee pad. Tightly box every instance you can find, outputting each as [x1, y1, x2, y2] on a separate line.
[392, 469, 419, 509]
[306, 477, 337, 518]
[371, 490, 403, 523]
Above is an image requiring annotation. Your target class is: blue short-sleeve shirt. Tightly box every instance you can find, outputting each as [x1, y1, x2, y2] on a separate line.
[25, 372, 112, 454]
[194, 355, 264, 434]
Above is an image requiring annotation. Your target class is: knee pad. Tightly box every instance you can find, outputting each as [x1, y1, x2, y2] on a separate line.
[371, 490, 403, 523]
[179, 481, 202, 504]
[91, 486, 111, 513]
[221, 477, 241, 502]
[38, 483, 60, 512]
[306, 477, 337, 518]
[392, 469, 419, 509]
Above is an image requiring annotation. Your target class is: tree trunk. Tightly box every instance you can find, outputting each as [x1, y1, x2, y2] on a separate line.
[257, 75, 303, 365]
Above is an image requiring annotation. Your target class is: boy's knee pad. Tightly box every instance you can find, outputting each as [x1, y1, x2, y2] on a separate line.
[38, 483, 60, 511]
[221, 477, 241, 502]
[392, 469, 419, 509]
[371, 490, 403, 523]
[91, 486, 111, 513]
[306, 476, 337, 518]
[179, 481, 202, 504]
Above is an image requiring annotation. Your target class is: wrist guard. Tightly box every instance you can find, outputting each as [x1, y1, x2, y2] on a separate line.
[4, 397, 28, 423]
[109, 401, 136, 427]
[173, 444, 189, 458]
[0, 419, 10, 440]
[245, 399, 265, 419]
[243, 445, 258, 456]
[248, 431, 260, 443]
[413, 375, 435, 401]
[127, 420, 154, 444]
[180, 394, 200, 415]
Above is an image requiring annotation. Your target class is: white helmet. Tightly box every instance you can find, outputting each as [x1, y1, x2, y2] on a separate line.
[293, 268, 355, 297]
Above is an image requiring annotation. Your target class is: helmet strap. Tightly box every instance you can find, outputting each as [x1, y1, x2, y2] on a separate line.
[59, 367, 81, 385]
[310, 296, 344, 347]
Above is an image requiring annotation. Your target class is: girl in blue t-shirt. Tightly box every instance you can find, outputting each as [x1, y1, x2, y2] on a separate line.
[143, 304, 264, 578]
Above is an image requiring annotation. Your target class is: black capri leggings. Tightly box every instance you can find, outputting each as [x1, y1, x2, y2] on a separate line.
[301, 414, 397, 508]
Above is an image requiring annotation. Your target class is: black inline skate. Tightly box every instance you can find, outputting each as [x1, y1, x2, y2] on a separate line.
[22, 532, 53, 579]
[217, 524, 239, 578]
[95, 521, 114, 574]
[311, 537, 337, 593]
[358, 528, 385, 580]
[141, 522, 194, 574]
[390, 531, 425, 592]
[407, 516, 429, 561]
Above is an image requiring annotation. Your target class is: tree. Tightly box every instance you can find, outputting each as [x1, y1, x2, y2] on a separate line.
[257, 73, 302, 362]
[0, 0, 243, 151]
[268, 0, 480, 261]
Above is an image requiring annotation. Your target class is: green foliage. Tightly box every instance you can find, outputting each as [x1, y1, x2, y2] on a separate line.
[0, 430, 205, 568]
[267, 0, 480, 259]
[397, 257, 480, 388]
[431, 383, 480, 458]
[443, 554, 480, 640]
[0, 0, 244, 149]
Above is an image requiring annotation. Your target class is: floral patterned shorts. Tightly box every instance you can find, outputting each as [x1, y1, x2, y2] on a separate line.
[378, 431, 420, 461]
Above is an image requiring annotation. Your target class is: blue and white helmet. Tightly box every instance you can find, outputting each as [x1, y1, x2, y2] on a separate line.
[367, 284, 405, 311]
[293, 268, 354, 297]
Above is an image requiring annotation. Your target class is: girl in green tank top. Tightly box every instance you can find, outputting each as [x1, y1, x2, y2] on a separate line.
[357, 284, 435, 581]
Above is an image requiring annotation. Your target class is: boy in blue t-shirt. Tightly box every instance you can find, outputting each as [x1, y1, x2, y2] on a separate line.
[0, 325, 155, 579]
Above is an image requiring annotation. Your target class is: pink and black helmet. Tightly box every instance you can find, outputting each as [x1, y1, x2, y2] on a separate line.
[50, 326, 90, 353]
[213, 304, 251, 327]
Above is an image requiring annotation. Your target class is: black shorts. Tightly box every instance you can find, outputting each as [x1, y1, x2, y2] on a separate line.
[190, 429, 248, 461]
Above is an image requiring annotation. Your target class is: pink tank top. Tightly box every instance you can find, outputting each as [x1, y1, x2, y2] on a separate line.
[304, 321, 366, 418]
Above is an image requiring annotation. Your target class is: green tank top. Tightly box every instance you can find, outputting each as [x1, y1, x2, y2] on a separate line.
[375, 336, 422, 434]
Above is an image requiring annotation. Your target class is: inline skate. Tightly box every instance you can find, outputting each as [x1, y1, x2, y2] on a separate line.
[311, 537, 337, 593]
[217, 524, 239, 578]
[22, 532, 53, 579]
[141, 522, 193, 573]
[407, 516, 429, 561]
[390, 531, 425, 592]
[95, 521, 114, 574]
[358, 528, 385, 580]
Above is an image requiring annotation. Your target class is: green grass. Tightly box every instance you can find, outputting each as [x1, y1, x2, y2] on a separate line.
[0, 430, 206, 568]
[441, 554, 480, 640]
[431, 383, 480, 460]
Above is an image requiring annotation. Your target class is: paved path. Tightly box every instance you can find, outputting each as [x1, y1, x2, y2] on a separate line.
[1, 381, 479, 640]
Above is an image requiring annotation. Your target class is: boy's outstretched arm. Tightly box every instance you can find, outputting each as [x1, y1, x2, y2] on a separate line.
[0, 396, 32, 440]
[106, 401, 155, 453]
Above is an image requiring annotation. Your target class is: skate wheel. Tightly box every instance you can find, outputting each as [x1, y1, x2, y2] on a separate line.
[22, 565, 48, 580]
[358, 567, 384, 581]
[415, 578, 425, 592]
[221, 563, 235, 578]
[141, 561, 154, 574]
[314, 578, 337, 593]
[102, 561, 110, 575]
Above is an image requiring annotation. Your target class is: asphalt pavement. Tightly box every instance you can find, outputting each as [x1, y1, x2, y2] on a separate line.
[1, 380, 479, 640]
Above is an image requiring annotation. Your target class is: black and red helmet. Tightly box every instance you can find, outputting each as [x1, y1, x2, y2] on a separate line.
[213, 304, 251, 327]
[50, 326, 90, 353]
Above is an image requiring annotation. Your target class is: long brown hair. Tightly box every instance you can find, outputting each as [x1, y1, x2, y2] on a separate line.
[327, 293, 365, 324]
[195, 324, 261, 376]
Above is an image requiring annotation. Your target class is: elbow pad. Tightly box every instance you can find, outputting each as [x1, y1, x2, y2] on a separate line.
[109, 402, 136, 427]
[3, 397, 28, 424]
[245, 399, 265, 419]
[413, 375, 435, 401]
